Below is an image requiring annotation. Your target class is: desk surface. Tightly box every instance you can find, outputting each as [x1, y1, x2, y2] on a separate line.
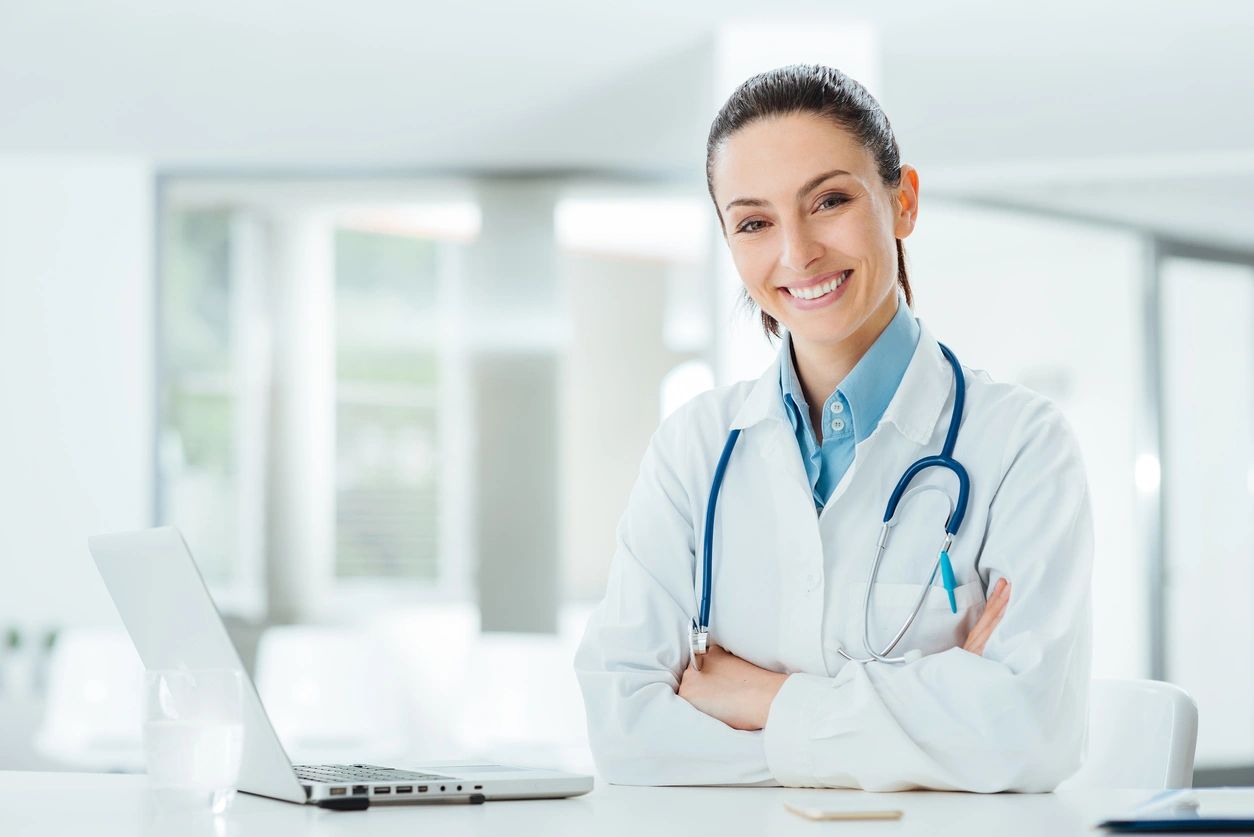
[0, 771, 1157, 837]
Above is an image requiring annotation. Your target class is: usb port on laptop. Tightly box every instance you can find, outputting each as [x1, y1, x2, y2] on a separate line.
[395, 786, 413, 794]
[374, 787, 391, 794]
[328, 787, 346, 796]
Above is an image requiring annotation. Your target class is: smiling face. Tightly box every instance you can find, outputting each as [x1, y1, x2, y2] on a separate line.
[709, 111, 919, 352]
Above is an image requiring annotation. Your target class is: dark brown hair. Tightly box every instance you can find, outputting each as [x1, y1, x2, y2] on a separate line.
[704, 63, 913, 339]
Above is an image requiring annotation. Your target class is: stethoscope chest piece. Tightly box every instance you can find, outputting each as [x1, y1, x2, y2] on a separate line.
[689, 624, 708, 670]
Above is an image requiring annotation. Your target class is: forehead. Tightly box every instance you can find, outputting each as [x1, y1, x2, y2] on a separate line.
[711, 112, 872, 204]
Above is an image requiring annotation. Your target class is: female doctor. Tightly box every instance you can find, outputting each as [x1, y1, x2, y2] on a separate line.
[573, 64, 1094, 793]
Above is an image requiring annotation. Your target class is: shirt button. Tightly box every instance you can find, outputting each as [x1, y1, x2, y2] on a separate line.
[830, 418, 845, 432]
[830, 401, 844, 414]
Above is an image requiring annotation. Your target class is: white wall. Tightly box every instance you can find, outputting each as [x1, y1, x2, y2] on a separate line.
[1160, 258, 1254, 768]
[908, 201, 1147, 680]
[560, 252, 691, 601]
[0, 156, 154, 631]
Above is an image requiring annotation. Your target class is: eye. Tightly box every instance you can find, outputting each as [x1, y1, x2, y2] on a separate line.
[817, 192, 850, 211]
[734, 218, 767, 235]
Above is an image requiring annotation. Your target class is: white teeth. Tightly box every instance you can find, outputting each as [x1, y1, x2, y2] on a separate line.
[787, 271, 849, 300]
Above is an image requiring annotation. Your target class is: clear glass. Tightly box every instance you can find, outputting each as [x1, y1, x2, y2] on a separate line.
[143, 668, 245, 814]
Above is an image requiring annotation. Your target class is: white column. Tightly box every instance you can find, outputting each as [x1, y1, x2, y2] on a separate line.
[228, 211, 272, 619]
[264, 212, 336, 623]
[464, 179, 564, 633]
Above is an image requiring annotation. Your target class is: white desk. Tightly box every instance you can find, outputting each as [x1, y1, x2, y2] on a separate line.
[0, 771, 1155, 836]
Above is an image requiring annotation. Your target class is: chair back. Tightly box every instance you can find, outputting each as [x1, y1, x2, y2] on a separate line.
[1058, 678, 1198, 790]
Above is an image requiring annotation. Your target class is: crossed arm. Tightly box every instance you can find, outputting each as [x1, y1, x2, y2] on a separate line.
[574, 398, 1092, 791]
[677, 578, 1013, 731]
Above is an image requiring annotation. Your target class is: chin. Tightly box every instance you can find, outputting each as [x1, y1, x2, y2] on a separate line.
[786, 312, 856, 343]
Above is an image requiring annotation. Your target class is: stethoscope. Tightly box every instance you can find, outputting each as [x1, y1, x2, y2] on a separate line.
[689, 342, 971, 669]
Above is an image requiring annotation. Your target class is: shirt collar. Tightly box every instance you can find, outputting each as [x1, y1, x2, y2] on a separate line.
[731, 309, 953, 448]
[778, 332, 807, 433]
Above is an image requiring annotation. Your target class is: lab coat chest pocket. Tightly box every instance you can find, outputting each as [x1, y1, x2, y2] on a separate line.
[834, 489, 986, 658]
[841, 579, 984, 658]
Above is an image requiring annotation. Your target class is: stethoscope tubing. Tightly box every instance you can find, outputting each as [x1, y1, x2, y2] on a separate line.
[692, 342, 970, 667]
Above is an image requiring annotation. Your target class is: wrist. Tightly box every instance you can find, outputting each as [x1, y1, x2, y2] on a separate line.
[755, 671, 790, 729]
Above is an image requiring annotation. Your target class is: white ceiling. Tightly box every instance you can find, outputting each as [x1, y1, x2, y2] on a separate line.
[2, 0, 1252, 248]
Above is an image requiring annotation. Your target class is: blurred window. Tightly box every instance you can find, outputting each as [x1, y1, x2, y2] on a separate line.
[334, 228, 441, 581]
[159, 199, 474, 608]
[158, 208, 239, 587]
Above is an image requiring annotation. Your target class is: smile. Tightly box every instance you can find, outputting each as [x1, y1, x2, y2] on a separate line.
[786, 270, 851, 301]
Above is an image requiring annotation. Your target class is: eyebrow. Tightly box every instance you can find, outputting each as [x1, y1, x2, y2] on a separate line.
[722, 169, 853, 213]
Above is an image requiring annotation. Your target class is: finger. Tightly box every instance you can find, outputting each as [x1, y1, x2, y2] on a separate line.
[963, 582, 1008, 648]
[989, 580, 1011, 612]
[965, 582, 1012, 654]
[974, 582, 1011, 635]
[963, 620, 991, 654]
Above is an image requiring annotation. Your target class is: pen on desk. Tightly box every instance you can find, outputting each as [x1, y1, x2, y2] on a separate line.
[784, 802, 904, 822]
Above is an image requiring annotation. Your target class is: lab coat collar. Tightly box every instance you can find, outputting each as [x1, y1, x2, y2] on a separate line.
[729, 314, 952, 448]
[879, 316, 953, 446]
[729, 349, 790, 431]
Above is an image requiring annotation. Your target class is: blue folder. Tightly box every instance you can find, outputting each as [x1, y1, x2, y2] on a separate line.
[1101, 789, 1254, 833]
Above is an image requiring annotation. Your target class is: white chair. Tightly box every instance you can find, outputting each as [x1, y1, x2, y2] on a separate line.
[459, 630, 590, 770]
[33, 627, 145, 771]
[365, 604, 477, 761]
[1058, 678, 1198, 790]
[253, 625, 409, 766]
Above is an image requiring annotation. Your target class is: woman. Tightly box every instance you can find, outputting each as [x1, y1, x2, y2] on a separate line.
[574, 64, 1093, 793]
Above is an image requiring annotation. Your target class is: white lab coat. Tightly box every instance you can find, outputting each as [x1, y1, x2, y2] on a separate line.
[574, 317, 1093, 792]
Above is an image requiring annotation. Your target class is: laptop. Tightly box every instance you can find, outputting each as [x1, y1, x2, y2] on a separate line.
[88, 527, 593, 809]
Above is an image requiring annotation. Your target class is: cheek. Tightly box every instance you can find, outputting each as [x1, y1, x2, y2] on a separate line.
[730, 246, 774, 297]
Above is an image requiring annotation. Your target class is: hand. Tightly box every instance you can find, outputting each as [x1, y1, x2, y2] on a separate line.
[677, 644, 788, 731]
[962, 577, 1011, 656]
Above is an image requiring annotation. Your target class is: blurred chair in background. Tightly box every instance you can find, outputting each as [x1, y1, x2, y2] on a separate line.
[20, 604, 596, 774]
[460, 629, 591, 771]
[365, 603, 479, 762]
[253, 625, 410, 766]
[34, 627, 144, 771]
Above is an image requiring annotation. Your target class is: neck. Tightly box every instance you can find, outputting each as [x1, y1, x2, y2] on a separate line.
[791, 290, 900, 426]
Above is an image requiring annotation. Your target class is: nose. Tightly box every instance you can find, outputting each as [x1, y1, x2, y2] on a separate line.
[779, 222, 824, 274]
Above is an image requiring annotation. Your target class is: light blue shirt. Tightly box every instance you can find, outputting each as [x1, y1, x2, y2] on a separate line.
[780, 293, 921, 510]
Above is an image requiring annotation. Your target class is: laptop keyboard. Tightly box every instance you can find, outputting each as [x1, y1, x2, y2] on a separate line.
[295, 764, 453, 783]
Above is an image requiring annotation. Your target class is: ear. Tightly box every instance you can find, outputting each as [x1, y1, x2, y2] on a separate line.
[893, 164, 920, 240]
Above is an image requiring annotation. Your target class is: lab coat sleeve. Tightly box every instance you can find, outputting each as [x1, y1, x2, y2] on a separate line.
[763, 396, 1094, 792]
[573, 404, 777, 786]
